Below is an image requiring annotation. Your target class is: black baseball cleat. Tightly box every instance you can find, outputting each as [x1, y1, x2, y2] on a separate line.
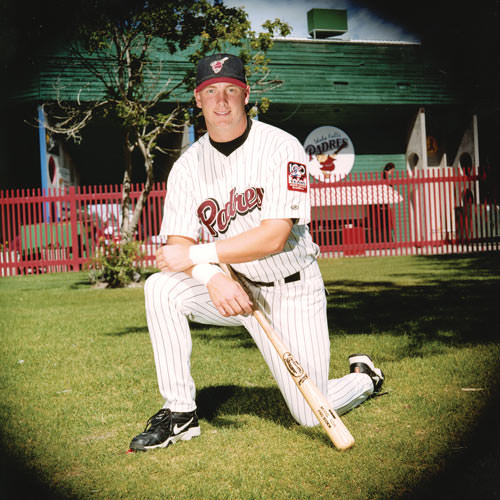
[129, 408, 200, 451]
[348, 354, 385, 393]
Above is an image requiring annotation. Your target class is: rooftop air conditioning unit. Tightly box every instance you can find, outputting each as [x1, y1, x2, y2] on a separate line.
[307, 9, 348, 39]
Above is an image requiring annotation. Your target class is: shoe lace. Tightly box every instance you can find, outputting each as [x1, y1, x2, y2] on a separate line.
[144, 408, 172, 433]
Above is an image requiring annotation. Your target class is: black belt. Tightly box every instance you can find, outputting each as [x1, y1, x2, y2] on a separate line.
[245, 271, 301, 287]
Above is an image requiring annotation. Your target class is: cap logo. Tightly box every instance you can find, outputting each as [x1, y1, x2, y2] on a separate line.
[210, 57, 229, 74]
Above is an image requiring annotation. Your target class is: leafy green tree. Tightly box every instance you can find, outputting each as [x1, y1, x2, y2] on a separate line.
[43, 0, 290, 242]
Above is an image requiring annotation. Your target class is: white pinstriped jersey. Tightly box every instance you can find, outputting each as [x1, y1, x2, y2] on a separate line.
[160, 119, 320, 282]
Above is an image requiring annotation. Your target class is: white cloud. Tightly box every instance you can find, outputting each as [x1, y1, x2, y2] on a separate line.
[345, 7, 419, 42]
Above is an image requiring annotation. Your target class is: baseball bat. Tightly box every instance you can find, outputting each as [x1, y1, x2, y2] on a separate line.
[219, 264, 355, 451]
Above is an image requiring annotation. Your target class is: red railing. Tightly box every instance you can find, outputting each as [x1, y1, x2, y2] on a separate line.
[1, 168, 498, 276]
[310, 167, 499, 256]
[0, 183, 166, 275]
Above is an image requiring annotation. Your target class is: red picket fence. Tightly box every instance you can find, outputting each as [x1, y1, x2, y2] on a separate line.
[0, 183, 166, 276]
[1, 168, 499, 276]
[310, 167, 500, 257]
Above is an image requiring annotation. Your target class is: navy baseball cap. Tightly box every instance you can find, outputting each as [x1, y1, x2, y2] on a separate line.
[195, 53, 247, 92]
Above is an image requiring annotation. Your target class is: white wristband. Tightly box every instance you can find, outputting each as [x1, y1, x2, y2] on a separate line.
[191, 264, 222, 285]
[189, 242, 219, 264]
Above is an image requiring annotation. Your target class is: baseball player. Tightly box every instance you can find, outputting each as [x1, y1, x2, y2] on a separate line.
[129, 54, 384, 451]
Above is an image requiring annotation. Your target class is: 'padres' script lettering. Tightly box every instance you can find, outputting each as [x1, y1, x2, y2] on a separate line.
[197, 187, 264, 237]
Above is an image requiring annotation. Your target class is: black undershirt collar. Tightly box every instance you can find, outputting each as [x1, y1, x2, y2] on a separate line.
[209, 118, 252, 157]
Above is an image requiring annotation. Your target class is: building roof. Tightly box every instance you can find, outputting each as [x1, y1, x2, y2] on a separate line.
[310, 183, 404, 207]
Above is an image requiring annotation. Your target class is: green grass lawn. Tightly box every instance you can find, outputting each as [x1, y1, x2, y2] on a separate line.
[1, 254, 499, 499]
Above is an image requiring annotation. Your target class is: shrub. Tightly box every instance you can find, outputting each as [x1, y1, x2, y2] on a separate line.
[87, 238, 145, 288]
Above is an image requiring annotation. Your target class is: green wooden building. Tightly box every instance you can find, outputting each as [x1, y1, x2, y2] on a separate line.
[0, 10, 486, 190]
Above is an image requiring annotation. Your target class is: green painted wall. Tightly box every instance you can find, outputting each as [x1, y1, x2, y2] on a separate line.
[352, 154, 405, 175]
[264, 39, 455, 106]
[8, 38, 456, 107]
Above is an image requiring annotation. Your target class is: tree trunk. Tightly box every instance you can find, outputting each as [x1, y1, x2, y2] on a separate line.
[121, 130, 134, 242]
[129, 137, 155, 241]
[120, 133, 155, 243]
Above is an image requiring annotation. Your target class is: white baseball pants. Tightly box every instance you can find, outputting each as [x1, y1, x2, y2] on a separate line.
[144, 261, 374, 427]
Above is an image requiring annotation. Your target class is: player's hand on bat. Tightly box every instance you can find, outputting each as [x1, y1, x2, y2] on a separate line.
[207, 273, 253, 317]
[156, 244, 192, 272]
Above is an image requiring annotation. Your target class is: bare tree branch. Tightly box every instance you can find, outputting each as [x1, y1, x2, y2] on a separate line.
[38, 1, 290, 250]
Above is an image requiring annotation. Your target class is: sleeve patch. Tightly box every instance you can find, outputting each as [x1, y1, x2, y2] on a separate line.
[287, 162, 308, 193]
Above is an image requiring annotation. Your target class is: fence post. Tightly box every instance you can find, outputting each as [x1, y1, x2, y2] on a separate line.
[68, 186, 80, 271]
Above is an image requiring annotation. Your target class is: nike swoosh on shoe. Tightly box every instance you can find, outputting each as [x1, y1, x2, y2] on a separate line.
[173, 418, 194, 435]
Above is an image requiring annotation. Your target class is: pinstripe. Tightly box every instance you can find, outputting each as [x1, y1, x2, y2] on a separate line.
[328, 373, 374, 416]
[145, 260, 374, 426]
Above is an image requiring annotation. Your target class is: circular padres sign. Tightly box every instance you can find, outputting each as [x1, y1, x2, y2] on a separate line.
[304, 126, 355, 181]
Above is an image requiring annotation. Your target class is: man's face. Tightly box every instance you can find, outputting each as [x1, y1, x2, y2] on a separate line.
[194, 82, 250, 139]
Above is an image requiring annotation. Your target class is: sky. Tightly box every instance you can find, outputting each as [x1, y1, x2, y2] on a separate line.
[224, 0, 420, 42]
